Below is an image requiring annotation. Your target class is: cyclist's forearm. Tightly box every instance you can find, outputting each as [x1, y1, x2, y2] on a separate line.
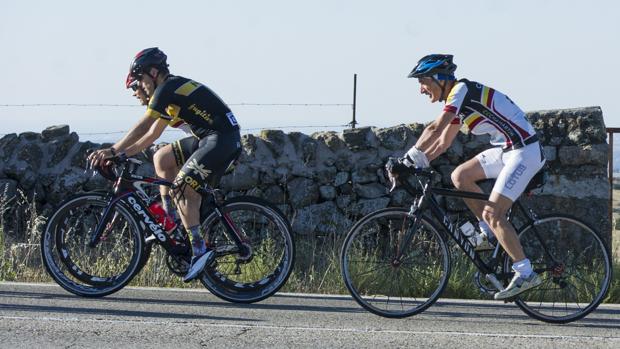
[415, 124, 441, 153]
[123, 133, 157, 157]
[123, 119, 167, 156]
[426, 124, 460, 161]
[425, 141, 444, 161]
[113, 116, 154, 152]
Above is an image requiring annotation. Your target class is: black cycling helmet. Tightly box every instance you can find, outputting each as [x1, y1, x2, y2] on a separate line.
[408, 54, 457, 79]
[125, 47, 168, 88]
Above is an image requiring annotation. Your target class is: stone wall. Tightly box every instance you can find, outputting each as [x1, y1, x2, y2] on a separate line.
[0, 106, 610, 242]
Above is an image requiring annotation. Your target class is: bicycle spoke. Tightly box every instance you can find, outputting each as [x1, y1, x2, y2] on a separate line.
[511, 215, 611, 323]
[342, 209, 449, 318]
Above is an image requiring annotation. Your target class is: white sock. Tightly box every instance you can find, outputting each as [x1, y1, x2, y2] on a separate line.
[512, 258, 532, 278]
[478, 221, 496, 241]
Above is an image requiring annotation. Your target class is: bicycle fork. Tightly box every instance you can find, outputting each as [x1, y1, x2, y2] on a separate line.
[392, 201, 425, 265]
[88, 194, 127, 248]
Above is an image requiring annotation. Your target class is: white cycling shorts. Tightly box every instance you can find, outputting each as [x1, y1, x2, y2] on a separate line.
[475, 142, 546, 202]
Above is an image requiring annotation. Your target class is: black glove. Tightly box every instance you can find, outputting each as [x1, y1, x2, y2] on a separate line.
[385, 157, 409, 175]
[95, 161, 118, 181]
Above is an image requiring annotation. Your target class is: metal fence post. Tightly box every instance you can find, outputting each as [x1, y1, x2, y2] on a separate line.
[608, 128, 617, 229]
[350, 74, 357, 129]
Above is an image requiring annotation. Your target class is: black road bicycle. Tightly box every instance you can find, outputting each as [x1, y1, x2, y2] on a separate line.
[41, 157, 295, 303]
[340, 164, 612, 323]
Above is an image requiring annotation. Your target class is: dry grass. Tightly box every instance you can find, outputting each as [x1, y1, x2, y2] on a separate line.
[0, 186, 618, 303]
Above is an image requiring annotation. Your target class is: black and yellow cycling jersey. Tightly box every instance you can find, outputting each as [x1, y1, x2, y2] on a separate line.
[146, 75, 240, 138]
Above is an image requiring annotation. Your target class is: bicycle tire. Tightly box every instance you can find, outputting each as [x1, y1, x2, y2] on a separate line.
[504, 214, 612, 323]
[41, 193, 147, 297]
[199, 196, 295, 303]
[341, 208, 451, 318]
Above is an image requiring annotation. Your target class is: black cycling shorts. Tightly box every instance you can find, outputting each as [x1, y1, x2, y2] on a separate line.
[172, 130, 241, 193]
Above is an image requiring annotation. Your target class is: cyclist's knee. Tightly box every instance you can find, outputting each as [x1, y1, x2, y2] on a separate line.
[482, 206, 498, 226]
[451, 167, 473, 189]
[154, 147, 176, 177]
[482, 204, 508, 227]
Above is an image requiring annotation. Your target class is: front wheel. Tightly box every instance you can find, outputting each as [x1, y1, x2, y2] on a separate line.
[504, 215, 612, 323]
[40, 193, 146, 297]
[341, 208, 451, 318]
[199, 196, 295, 303]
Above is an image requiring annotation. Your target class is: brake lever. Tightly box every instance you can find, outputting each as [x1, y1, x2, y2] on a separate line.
[388, 173, 398, 192]
[84, 161, 95, 176]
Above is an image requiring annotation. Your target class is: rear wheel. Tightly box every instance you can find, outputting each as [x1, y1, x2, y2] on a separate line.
[504, 215, 612, 323]
[199, 196, 295, 303]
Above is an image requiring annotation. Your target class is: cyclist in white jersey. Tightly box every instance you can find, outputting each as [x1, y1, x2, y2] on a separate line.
[391, 54, 545, 300]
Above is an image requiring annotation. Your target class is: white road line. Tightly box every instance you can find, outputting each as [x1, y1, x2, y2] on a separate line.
[2, 282, 620, 309]
[1, 315, 619, 341]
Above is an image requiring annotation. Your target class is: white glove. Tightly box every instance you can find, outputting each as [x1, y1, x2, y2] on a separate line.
[402, 146, 430, 168]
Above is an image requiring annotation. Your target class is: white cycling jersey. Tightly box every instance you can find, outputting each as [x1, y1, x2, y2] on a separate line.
[443, 79, 545, 201]
[444, 79, 536, 149]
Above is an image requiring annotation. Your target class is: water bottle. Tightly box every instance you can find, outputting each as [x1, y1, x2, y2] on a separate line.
[147, 201, 177, 233]
[459, 221, 482, 246]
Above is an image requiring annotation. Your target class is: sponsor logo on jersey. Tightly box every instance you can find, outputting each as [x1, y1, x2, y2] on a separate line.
[188, 103, 211, 121]
[226, 112, 238, 126]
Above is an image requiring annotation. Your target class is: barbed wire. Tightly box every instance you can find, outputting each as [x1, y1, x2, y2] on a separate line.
[0, 102, 351, 108]
[0, 124, 352, 137]
[0, 102, 354, 137]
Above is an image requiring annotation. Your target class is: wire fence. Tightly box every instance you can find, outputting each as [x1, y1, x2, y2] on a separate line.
[1, 74, 360, 137]
[0, 103, 351, 107]
[0, 101, 356, 138]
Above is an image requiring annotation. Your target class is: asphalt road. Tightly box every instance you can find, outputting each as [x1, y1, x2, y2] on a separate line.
[0, 282, 618, 348]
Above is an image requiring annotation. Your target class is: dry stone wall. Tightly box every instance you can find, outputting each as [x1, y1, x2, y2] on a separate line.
[0, 106, 610, 242]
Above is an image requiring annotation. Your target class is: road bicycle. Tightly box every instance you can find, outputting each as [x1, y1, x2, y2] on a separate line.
[340, 162, 612, 323]
[41, 156, 295, 303]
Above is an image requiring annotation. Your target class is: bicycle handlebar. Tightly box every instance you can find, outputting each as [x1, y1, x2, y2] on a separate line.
[91, 155, 144, 182]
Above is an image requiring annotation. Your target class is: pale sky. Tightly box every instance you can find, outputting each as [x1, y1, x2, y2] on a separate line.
[1, 0, 619, 143]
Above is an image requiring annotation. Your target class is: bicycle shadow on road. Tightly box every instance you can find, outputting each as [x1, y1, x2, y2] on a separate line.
[0, 288, 364, 316]
[0, 290, 259, 322]
[425, 301, 620, 330]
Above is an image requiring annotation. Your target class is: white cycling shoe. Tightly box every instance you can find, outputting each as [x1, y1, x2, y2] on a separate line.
[494, 272, 542, 300]
[183, 249, 215, 282]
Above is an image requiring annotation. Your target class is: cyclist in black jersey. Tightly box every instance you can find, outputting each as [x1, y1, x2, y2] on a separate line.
[88, 48, 241, 282]
[126, 75, 193, 229]
[388, 54, 544, 300]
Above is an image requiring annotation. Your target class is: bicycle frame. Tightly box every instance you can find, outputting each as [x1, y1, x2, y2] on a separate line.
[396, 170, 547, 281]
[88, 159, 249, 257]
[408, 182, 496, 274]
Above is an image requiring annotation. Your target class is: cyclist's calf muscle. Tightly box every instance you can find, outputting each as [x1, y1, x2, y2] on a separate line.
[482, 194, 526, 261]
[173, 181, 202, 228]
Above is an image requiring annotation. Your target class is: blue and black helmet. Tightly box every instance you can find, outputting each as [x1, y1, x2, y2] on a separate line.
[408, 54, 457, 80]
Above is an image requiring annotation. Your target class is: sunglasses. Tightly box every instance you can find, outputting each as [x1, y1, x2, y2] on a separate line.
[129, 80, 140, 91]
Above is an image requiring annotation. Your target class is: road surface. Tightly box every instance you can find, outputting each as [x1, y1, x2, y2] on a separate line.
[0, 282, 618, 348]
